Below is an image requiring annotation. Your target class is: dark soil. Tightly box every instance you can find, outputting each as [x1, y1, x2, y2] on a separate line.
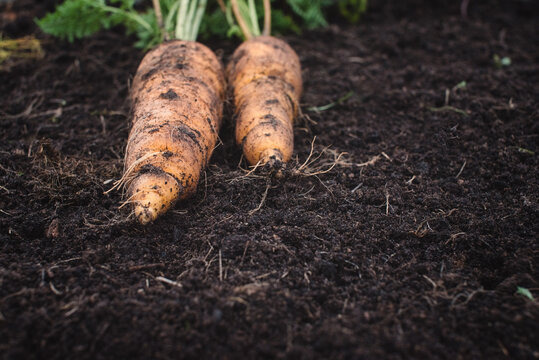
[1, 0, 538, 358]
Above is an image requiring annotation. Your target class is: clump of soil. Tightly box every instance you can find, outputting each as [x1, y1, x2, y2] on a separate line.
[1, 0, 537, 358]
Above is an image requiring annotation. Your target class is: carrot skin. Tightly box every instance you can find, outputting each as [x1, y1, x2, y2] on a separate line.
[124, 40, 225, 224]
[227, 36, 302, 166]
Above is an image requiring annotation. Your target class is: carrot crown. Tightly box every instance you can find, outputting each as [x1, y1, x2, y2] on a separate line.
[155, 0, 208, 41]
[229, 0, 271, 40]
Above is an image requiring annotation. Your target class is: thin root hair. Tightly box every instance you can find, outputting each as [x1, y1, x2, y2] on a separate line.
[105, 151, 161, 194]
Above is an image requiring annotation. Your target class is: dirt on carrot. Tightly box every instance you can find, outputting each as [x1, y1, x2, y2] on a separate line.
[120, 40, 225, 224]
[227, 35, 302, 168]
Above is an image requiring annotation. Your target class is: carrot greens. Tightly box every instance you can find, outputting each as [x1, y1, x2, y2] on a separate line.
[36, 0, 209, 49]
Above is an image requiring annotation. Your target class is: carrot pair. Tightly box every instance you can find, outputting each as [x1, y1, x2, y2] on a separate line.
[119, 0, 302, 224]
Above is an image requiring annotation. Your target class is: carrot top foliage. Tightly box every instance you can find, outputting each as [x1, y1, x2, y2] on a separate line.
[202, 0, 368, 39]
[36, 0, 162, 49]
[36, 0, 211, 49]
[36, 0, 368, 49]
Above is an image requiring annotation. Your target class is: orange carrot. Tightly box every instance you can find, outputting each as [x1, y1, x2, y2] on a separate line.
[226, 0, 302, 168]
[122, 40, 225, 224]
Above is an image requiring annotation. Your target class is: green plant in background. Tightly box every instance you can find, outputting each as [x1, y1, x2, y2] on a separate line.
[36, 0, 161, 49]
[36, 0, 214, 49]
[199, 0, 314, 40]
[338, 0, 367, 24]
[287, 0, 331, 29]
[36, 0, 369, 49]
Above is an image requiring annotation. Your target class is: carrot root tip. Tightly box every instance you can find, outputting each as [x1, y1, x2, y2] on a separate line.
[128, 172, 181, 225]
[260, 148, 283, 169]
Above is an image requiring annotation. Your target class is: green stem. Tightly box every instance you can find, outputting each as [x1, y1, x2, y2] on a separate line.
[247, 0, 260, 36]
[190, 0, 207, 41]
[176, 0, 189, 39]
[165, 1, 180, 36]
[101, 5, 153, 33]
[184, 0, 198, 41]
[225, 1, 235, 26]
[230, 0, 252, 39]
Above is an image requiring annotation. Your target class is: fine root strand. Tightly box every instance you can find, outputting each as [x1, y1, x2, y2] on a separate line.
[249, 178, 271, 216]
[105, 151, 161, 194]
[293, 137, 348, 177]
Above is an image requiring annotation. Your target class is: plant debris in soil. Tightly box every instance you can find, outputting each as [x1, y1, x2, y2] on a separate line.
[1, 0, 538, 358]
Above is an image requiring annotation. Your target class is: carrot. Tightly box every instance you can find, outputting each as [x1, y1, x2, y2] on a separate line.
[113, 0, 225, 224]
[226, 0, 302, 168]
[123, 41, 225, 224]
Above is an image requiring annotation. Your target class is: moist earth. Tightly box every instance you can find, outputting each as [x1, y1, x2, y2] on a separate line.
[1, 0, 538, 359]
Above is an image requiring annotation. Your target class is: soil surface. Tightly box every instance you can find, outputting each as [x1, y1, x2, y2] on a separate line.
[1, 0, 538, 359]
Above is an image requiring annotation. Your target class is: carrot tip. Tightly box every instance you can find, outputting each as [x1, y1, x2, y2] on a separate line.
[134, 203, 159, 225]
[259, 148, 283, 169]
[128, 172, 181, 225]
